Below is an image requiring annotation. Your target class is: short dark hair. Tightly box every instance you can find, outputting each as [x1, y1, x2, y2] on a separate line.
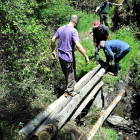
[70, 15, 79, 23]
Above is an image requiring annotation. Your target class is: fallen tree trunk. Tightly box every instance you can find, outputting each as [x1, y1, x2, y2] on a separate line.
[87, 89, 125, 140]
[71, 81, 104, 121]
[35, 68, 106, 139]
[18, 95, 66, 139]
[18, 65, 102, 139]
[74, 64, 101, 92]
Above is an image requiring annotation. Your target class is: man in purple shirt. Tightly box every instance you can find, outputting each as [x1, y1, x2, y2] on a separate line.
[51, 15, 90, 97]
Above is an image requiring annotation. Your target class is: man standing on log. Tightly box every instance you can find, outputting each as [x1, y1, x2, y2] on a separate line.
[100, 40, 130, 76]
[92, 20, 110, 62]
[95, 0, 122, 26]
[51, 15, 90, 97]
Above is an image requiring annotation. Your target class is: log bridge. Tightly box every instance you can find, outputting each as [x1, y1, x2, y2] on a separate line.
[18, 64, 125, 140]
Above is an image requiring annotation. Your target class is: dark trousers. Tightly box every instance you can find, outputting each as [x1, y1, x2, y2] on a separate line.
[100, 13, 109, 26]
[95, 44, 100, 61]
[114, 48, 130, 74]
[59, 57, 76, 94]
[95, 43, 109, 62]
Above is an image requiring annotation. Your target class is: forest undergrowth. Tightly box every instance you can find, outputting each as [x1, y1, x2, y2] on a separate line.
[0, 0, 140, 139]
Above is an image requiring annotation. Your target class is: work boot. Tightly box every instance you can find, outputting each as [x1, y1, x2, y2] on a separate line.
[112, 69, 120, 73]
[64, 92, 77, 97]
[108, 72, 118, 76]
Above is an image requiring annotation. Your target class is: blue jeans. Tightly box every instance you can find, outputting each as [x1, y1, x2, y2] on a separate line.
[114, 48, 130, 74]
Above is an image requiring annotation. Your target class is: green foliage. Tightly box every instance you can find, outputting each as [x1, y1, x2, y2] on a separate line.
[95, 132, 103, 140]
[95, 127, 119, 140]
[0, 0, 75, 138]
[86, 107, 100, 125]
[76, 38, 97, 79]
[77, 12, 94, 32]
[0, 121, 24, 140]
[0, 0, 140, 139]
[105, 128, 119, 140]
[109, 6, 115, 20]
[38, 0, 74, 27]
[130, 53, 140, 91]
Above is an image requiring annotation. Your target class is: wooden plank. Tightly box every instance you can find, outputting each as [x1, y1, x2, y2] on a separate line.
[35, 68, 106, 138]
[87, 89, 125, 140]
[71, 81, 104, 121]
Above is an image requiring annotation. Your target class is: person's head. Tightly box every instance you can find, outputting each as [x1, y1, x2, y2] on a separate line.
[104, 0, 108, 4]
[70, 15, 79, 27]
[100, 41, 106, 49]
[93, 20, 101, 30]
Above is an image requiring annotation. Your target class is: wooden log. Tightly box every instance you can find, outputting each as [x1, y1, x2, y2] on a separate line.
[71, 81, 104, 121]
[38, 131, 51, 140]
[87, 89, 125, 140]
[18, 95, 66, 139]
[35, 68, 106, 139]
[74, 64, 101, 92]
[18, 65, 102, 139]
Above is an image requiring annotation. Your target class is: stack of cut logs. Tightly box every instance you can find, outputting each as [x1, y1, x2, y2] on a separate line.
[18, 64, 125, 140]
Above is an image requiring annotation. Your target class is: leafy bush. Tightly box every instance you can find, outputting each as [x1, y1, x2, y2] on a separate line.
[39, 1, 74, 27]
[0, 0, 140, 139]
[0, 0, 75, 138]
[95, 127, 119, 140]
[106, 128, 119, 140]
[130, 54, 140, 91]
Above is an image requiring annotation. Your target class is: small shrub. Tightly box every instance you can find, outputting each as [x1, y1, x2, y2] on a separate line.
[130, 54, 140, 91]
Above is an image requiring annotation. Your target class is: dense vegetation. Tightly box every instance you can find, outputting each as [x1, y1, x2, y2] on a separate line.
[0, 0, 140, 139]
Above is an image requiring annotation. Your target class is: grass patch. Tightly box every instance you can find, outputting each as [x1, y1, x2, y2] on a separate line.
[77, 12, 95, 32]
[95, 127, 119, 140]
[1, 1, 140, 139]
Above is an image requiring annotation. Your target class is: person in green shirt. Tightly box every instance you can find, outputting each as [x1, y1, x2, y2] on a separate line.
[95, 0, 122, 26]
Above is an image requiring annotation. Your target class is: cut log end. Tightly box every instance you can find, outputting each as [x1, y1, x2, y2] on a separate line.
[18, 132, 26, 140]
[38, 131, 51, 140]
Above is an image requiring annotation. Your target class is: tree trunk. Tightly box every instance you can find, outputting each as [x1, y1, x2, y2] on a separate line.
[35, 68, 106, 139]
[18, 95, 66, 139]
[18, 64, 102, 139]
[71, 81, 104, 121]
[38, 131, 51, 140]
[74, 64, 101, 92]
[87, 89, 125, 140]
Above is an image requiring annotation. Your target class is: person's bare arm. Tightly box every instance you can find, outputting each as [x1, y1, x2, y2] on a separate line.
[112, 3, 122, 6]
[95, 6, 100, 13]
[106, 35, 110, 41]
[75, 41, 90, 64]
[51, 35, 58, 59]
